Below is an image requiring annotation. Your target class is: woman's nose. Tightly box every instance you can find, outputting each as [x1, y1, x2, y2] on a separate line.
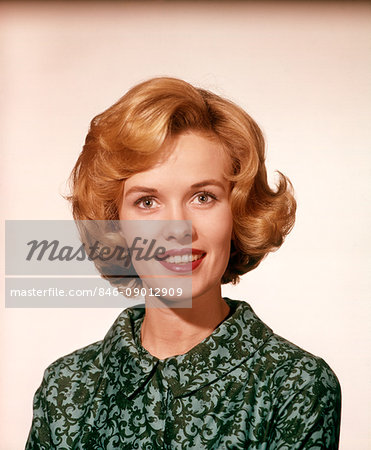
[161, 219, 192, 245]
[159, 204, 192, 244]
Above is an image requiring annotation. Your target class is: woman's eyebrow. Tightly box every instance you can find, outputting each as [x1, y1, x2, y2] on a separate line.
[125, 186, 158, 196]
[190, 179, 226, 190]
[125, 179, 226, 196]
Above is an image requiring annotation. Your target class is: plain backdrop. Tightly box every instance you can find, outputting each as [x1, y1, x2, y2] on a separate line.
[1, 1, 370, 449]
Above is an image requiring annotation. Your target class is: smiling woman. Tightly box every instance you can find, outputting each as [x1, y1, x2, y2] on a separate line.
[120, 132, 233, 313]
[26, 77, 341, 449]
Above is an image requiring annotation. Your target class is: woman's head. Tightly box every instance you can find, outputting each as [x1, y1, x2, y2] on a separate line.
[119, 131, 234, 303]
[69, 77, 296, 284]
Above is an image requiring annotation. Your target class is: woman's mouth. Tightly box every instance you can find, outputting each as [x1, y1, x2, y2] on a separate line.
[156, 249, 206, 273]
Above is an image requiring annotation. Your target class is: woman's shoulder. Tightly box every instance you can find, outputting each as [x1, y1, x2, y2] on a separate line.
[227, 298, 341, 395]
[41, 304, 144, 384]
[262, 331, 341, 396]
[39, 340, 105, 402]
[40, 305, 142, 388]
[224, 299, 341, 447]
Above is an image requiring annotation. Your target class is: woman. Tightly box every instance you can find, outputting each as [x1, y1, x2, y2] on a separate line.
[26, 77, 341, 449]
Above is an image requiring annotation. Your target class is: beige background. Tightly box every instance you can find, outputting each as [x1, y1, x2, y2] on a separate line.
[1, 1, 370, 448]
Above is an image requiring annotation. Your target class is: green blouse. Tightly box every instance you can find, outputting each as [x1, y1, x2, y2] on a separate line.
[26, 298, 341, 449]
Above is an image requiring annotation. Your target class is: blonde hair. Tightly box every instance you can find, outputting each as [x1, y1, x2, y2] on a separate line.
[69, 77, 296, 284]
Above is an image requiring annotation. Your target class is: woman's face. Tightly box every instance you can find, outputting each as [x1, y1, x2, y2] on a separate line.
[119, 131, 233, 303]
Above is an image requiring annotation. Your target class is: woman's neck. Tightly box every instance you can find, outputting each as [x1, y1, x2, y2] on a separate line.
[140, 290, 230, 360]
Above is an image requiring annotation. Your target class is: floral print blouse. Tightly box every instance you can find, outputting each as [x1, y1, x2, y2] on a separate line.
[26, 298, 341, 449]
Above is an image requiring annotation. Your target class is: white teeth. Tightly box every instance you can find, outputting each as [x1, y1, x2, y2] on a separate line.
[165, 254, 204, 264]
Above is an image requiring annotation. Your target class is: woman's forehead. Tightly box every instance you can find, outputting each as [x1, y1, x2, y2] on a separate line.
[123, 132, 231, 191]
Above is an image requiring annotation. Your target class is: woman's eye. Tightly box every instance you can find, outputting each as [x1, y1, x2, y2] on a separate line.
[193, 191, 217, 205]
[135, 197, 158, 209]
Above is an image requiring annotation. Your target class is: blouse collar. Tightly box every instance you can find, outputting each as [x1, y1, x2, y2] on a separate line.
[102, 298, 273, 399]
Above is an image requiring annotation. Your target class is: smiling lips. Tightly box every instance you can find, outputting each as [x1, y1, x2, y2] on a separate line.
[156, 248, 205, 273]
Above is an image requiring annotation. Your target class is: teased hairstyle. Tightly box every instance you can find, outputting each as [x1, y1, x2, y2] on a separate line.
[68, 77, 296, 285]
